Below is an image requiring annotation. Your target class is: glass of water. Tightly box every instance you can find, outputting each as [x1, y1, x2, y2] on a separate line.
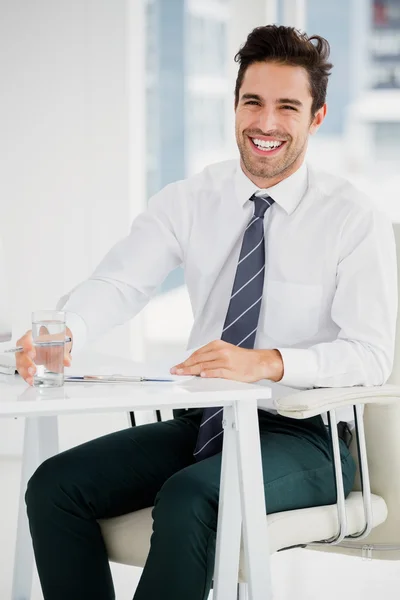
[32, 310, 66, 388]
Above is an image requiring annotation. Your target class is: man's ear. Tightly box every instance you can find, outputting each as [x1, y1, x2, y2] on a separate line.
[310, 103, 327, 135]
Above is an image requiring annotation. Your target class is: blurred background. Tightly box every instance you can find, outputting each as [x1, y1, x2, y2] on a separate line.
[1, 0, 400, 598]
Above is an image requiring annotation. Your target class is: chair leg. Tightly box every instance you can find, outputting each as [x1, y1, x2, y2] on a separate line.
[237, 582, 248, 600]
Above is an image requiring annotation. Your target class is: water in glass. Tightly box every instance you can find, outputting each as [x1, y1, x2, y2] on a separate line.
[32, 318, 65, 387]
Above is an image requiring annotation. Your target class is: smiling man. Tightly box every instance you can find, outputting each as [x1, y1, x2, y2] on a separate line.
[17, 25, 397, 600]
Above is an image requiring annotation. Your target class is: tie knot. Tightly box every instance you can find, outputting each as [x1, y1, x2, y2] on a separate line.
[251, 194, 274, 218]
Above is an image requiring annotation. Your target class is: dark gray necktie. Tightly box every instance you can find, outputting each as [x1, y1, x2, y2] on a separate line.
[193, 194, 274, 461]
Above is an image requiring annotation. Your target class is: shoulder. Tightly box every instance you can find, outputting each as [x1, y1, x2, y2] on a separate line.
[309, 164, 370, 209]
[149, 159, 238, 208]
[308, 164, 395, 253]
[308, 163, 391, 225]
[189, 159, 238, 191]
[145, 160, 238, 236]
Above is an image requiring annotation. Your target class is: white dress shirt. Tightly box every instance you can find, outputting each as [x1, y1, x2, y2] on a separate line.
[58, 159, 398, 420]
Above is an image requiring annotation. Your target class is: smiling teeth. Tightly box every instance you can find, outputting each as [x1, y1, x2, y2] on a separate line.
[252, 139, 283, 149]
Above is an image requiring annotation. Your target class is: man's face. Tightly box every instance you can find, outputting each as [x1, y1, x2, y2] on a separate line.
[235, 61, 326, 186]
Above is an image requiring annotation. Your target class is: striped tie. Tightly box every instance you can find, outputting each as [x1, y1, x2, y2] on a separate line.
[193, 194, 274, 461]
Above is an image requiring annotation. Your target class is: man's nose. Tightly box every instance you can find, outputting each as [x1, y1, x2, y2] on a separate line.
[255, 107, 278, 133]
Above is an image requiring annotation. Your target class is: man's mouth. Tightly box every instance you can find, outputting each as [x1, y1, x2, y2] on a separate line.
[248, 137, 287, 156]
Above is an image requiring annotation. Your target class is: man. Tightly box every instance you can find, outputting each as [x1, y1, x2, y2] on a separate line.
[16, 25, 397, 600]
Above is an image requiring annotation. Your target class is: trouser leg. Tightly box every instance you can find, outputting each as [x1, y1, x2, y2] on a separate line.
[25, 414, 201, 600]
[134, 411, 356, 600]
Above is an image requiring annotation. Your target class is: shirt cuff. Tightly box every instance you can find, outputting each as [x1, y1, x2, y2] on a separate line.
[64, 311, 88, 355]
[276, 347, 319, 388]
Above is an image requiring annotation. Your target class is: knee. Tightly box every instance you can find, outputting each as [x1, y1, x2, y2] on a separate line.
[25, 454, 68, 517]
[153, 469, 218, 532]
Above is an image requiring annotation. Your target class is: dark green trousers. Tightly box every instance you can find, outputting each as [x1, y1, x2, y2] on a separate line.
[25, 409, 356, 600]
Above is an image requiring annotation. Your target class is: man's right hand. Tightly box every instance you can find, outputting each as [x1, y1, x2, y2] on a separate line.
[16, 329, 73, 386]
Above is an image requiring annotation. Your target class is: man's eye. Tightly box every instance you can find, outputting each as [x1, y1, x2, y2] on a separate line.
[244, 101, 260, 106]
[281, 105, 296, 110]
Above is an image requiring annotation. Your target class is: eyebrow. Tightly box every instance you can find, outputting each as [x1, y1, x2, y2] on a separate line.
[240, 93, 303, 108]
[278, 97, 303, 107]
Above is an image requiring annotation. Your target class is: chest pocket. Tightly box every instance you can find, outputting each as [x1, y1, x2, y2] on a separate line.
[264, 280, 323, 345]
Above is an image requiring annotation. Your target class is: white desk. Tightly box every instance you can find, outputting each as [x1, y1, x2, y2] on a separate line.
[0, 354, 273, 600]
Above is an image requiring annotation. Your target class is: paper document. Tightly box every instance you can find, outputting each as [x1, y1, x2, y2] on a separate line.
[64, 374, 194, 384]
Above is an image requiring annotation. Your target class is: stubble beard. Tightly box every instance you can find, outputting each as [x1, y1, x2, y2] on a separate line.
[238, 132, 307, 181]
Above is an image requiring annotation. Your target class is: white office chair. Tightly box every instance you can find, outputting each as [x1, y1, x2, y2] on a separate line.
[99, 224, 400, 599]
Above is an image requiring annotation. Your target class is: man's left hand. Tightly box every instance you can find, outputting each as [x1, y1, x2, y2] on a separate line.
[170, 340, 284, 383]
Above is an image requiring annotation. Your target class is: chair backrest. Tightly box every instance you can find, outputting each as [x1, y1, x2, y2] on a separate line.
[388, 222, 400, 387]
[352, 222, 400, 557]
[314, 222, 400, 560]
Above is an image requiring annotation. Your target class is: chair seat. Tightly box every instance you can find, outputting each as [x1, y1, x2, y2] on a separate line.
[99, 491, 387, 581]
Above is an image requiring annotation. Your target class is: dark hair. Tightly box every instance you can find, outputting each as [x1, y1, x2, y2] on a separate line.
[234, 25, 333, 116]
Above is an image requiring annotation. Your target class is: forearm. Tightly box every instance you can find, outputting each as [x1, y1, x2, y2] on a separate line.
[57, 277, 150, 353]
[276, 338, 394, 389]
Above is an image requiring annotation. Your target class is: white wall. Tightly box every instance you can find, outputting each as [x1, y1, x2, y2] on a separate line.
[0, 0, 146, 455]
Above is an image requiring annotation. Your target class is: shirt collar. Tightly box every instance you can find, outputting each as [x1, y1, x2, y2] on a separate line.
[234, 160, 309, 215]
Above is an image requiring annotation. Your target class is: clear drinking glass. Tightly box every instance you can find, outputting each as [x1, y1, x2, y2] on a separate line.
[32, 310, 66, 388]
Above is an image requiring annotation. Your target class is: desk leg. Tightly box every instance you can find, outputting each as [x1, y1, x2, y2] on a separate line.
[213, 405, 242, 600]
[12, 416, 59, 600]
[235, 400, 272, 600]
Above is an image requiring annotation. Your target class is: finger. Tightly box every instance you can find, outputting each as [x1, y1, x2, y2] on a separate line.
[173, 357, 226, 376]
[64, 336, 72, 365]
[15, 331, 35, 379]
[200, 368, 232, 379]
[39, 324, 51, 336]
[45, 336, 72, 371]
[15, 331, 36, 381]
[64, 354, 72, 367]
[16, 351, 35, 371]
[17, 357, 36, 372]
[171, 344, 228, 371]
[17, 361, 36, 385]
[16, 342, 35, 358]
[176, 340, 226, 366]
[16, 331, 35, 355]
[41, 344, 64, 374]
[50, 347, 63, 374]
[180, 350, 222, 369]
[26, 364, 36, 386]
